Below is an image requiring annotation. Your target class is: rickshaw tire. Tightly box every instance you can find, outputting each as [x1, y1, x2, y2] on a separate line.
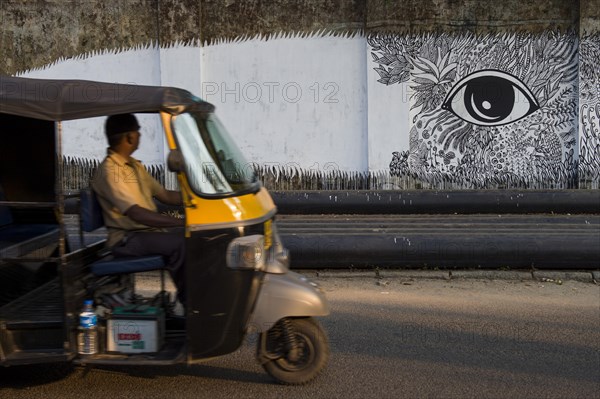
[260, 317, 329, 385]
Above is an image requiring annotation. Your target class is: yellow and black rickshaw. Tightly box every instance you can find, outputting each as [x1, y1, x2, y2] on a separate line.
[0, 75, 329, 384]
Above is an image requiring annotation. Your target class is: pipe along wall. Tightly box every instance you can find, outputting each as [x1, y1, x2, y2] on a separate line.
[271, 190, 600, 270]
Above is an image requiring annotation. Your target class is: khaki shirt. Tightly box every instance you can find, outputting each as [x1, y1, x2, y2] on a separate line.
[92, 149, 165, 247]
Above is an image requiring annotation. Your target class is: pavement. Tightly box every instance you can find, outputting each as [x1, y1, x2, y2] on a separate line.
[3, 274, 599, 399]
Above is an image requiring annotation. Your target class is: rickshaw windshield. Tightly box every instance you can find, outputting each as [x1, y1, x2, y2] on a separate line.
[171, 112, 259, 196]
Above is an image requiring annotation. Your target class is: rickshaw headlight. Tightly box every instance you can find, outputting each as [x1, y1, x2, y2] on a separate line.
[263, 225, 290, 274]
[226, 235, 266, 271]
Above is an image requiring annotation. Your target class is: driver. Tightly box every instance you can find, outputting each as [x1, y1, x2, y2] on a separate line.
[92, 113, 186, 305]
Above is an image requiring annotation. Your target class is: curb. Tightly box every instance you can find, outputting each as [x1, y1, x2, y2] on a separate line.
[532, 270, 595, 283]
[378, 270, 450, 280]
[450, 270, 532, 281]
[306, 270, 450, 280]
[301, 269, 599, 283]
[308, 270, 375, 279]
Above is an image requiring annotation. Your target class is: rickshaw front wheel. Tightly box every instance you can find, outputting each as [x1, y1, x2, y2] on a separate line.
[259, 317, 329, 385]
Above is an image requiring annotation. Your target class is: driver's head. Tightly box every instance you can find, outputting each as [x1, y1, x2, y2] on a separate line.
[105, 113, 140, 148]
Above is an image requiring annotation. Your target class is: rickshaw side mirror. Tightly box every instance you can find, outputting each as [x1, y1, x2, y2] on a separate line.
[167, 149, 184, 173]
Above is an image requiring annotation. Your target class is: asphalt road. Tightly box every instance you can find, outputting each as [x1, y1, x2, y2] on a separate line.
[1, 274, 599, 399]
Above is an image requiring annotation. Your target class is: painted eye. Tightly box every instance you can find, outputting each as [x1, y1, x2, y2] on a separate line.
[441, 70, 539, 126]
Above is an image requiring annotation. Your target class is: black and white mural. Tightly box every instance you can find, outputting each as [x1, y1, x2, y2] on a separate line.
[369, 32, 580, 188]
[15, 30, 600, 190]
[579, 33, 600, 187]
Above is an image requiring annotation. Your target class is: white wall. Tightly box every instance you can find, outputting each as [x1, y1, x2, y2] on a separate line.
[19, 46, 165, 165]
[200, 34, 367, 173]
[15, 31, 597, 188]
[367, 75, 411, 171]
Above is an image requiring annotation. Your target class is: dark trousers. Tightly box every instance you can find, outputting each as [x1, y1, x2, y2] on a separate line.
[112, 229, 186, 305]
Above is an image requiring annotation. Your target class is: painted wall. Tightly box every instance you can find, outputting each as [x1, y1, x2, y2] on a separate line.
[369, 31, 580, 188]
[3, 1, 599, 190]
[14, 30, 600, 189]
[579, 32, 600, 187]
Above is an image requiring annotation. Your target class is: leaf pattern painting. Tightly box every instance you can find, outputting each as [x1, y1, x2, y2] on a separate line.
[369, 31, 584, 188]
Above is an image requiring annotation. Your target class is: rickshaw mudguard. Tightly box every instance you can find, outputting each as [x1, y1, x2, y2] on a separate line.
[248, 272, 330, 332]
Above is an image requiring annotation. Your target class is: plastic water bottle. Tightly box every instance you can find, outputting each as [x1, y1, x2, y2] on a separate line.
[77, 299, 98, 355]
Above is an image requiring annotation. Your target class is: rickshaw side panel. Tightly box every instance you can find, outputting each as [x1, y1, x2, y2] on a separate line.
[0, 114, 69, 365]
[185, 224, 264, 360]
[0, 279, 65, 365]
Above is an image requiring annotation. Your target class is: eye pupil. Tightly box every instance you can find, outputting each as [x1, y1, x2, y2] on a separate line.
[464, 76, 515, 122]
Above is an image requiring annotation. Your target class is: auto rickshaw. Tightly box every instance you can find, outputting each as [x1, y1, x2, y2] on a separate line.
[0, 75, 329, 384]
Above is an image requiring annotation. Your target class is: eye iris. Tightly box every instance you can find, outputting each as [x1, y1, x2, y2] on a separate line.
[463, 76, 514, 123]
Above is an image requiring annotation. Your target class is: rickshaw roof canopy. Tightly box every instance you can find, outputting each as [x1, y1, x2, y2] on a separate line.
[0, 75, 214, 121]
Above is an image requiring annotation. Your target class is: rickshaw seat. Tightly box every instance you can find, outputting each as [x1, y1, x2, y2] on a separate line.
[90, 255, 165, 277]
[0, 186, 14, 227]
[80, 188, 167, 277]
[0, 185, 59, 257]
[80, 188, 105, 232]
[0, 205, 12, 227]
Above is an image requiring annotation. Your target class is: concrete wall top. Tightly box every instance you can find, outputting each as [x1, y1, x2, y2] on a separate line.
[1, 0, 591, 76]
[366, 0, 579, 33]
[581, 0, 600, 34]
[200, 0, 365, 43]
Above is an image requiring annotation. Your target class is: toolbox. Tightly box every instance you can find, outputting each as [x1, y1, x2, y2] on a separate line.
[107, 305, 165, 353]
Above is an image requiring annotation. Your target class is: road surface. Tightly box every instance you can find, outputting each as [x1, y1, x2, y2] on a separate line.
[1, 273, 599, 398]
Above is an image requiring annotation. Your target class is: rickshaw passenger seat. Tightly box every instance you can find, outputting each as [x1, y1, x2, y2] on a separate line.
[0, 185, 13, 227]
[0, 204, 12, 227]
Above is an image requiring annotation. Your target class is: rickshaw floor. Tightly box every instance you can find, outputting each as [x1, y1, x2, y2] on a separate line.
[2, 350, 70, 366]
[79, 337, 186, 366]
[0, 277, 63, 328]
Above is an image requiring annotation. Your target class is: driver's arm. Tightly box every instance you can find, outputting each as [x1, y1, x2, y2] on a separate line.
[154, 188, 183, 206]
[125, 205, 184, 228]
